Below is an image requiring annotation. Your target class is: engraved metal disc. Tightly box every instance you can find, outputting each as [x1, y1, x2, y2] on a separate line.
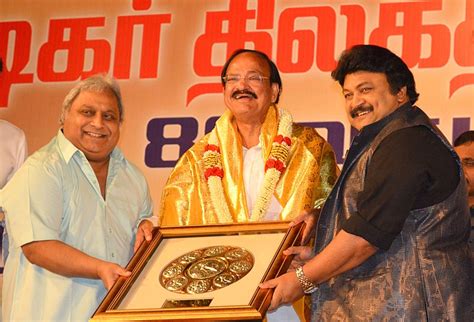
[162, 263, 185, 279]
[177, 250, 202, 265]
[165, 275, 188, 291]
[187, 257, 227, 279]
[225, 248, 250, 261]
[212, 272, 237, 288]
[203, 246, 227, 257]
[186, 279, 211, 294]
[229, 260, 253, 274]
[159, 245, 254, 294]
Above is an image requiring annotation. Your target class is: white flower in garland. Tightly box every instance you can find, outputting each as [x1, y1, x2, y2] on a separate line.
[203, 108, 293, 223]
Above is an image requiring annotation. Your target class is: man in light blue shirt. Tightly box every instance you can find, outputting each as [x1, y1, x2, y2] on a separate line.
[0, 75, 155, 321]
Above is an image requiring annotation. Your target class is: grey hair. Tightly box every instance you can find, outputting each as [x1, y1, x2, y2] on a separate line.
[59, 75, 123, 125]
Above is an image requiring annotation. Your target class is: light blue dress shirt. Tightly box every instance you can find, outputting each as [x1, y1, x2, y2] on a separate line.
[1, 130, 153, 321]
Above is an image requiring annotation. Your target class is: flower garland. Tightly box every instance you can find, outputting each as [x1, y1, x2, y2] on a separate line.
[203, 138, 234, 223]
[203, 108, 293, 223]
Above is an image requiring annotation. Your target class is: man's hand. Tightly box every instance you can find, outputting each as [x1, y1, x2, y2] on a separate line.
[284, 246, 313, 270]
[96, 261, 131, 290]
[259, 271, 304, 311]
[289, 208, 320, 244]
[134, 220, 154, 252]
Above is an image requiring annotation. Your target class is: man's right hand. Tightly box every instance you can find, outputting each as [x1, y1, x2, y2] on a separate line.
[289, 208, 320, 244]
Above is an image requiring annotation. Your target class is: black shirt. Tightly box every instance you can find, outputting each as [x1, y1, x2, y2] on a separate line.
[342, 125, 460, 250]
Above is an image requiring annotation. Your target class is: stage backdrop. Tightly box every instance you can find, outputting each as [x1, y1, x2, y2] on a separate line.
[1, 0, 473, 210]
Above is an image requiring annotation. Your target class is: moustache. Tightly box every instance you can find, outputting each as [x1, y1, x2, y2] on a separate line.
[231, 89, 257, 99]
[350, 104, 373, 118]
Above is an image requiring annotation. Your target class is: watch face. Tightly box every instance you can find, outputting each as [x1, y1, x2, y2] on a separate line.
[159, 246, 254, 294]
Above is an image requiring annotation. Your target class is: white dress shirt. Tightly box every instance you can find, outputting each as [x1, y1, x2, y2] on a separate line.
[243, 144, 283, 220]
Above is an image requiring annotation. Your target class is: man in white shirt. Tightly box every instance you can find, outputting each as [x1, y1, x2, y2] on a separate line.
[1, 75, 156, 321]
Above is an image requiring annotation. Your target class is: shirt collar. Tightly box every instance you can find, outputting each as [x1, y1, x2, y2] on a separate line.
[243, 142, 262, 153]
[57, 129, 79, 163]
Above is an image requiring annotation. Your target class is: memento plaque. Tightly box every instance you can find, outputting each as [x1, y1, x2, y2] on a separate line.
[91, 222, 305, 321]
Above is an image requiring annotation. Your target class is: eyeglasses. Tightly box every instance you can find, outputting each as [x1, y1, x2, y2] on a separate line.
[461, 159, 474, 167]
[222, 73, 270, 86]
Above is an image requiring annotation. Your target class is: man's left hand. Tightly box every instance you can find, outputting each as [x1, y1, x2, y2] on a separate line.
[284, 246, 313, 270]
[96, 261, 131, 290]
[259, 272, 304, 311]
[134, 220, 154, 252]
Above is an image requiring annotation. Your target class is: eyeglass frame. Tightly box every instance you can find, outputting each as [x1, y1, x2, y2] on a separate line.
[222, 73, 270, 86]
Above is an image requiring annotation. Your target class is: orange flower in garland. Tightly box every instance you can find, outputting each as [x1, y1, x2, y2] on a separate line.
[265, 159, 286, 172]
[205, 144, 220, 153]
[273, 134, 292, 146]
[205, 167, 224, 179]
[264, 134, 292, 173]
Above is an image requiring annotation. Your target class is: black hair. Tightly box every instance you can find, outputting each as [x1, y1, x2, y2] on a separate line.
[331, 44, 419, 105]
[220, 49, 282, 104]
[454, 130, 474, 147]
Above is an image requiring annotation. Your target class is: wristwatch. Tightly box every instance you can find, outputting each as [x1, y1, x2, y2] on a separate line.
[296, 266, 318, 294]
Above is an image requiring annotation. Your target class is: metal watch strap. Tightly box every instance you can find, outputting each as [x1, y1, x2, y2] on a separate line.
[296, 266, 318, 294]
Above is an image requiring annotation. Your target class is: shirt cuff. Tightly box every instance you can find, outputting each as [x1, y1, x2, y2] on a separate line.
[341, 212, 397, 250]
[140, 215, 159, 227]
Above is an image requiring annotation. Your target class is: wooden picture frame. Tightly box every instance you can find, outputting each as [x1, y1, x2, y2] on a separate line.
[90, 221, 304, 321]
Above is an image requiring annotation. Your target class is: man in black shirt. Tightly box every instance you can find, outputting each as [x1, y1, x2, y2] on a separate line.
[454, 130, 474, 251]
[261, 45, 472, 321]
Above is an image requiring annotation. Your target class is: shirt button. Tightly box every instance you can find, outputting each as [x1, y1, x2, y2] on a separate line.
[109, 228, 112, 234]
[111, 253, 115, 258]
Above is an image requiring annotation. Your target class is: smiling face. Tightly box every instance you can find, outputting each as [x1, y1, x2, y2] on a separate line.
[223, 52, 279, 125]
[342, 71, 408, 131]
[62, 89, 120, 163]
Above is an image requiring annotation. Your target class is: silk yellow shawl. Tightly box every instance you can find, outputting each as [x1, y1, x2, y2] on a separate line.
[159, 105, 337, 226]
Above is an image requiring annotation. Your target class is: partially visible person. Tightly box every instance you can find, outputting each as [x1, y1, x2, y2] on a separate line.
[261, 45, 472, 321]
[0, 57, 28, 321]
[0, 58, 28, 190]
[1, 75, 156, 321]
[0, 119, 27, 259]
[454, 130, 474, 250]
[0, 119, 27, 194]
[159, 49, 338, 321]
[0, 120, 28, 322]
